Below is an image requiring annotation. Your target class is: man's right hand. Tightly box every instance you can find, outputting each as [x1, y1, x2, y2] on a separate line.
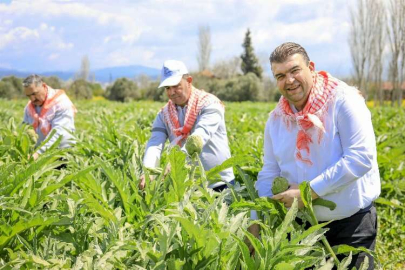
[246, 224, 260, 255]
[139, 166, 170, 190]
[139, 174, 146, 190]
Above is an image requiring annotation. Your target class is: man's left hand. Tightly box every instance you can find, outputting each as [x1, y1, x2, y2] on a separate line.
[29, 152, 40, 161]
[272, 183, 319, 208]
[33, 152, 39, 160]
[272, 184, 304, 208]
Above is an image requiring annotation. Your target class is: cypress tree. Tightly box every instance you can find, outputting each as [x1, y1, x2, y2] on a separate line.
[241, 28, 263, 79]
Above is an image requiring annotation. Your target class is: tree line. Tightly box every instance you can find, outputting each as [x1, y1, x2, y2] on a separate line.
[350, 0, 405, 107]
[0, 28, 278, 103]
[2, 1, 405, 106]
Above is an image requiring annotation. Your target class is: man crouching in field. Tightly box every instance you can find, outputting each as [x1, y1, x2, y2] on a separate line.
[140, 60, 234, 191]
[23, 74, 76, 160]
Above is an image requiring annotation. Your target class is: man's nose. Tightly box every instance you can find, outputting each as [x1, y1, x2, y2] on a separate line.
[29, 95, 36, 101]
[286, 73, 295, 84]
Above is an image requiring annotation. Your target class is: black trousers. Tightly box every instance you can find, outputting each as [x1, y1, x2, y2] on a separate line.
[55, 157, 68, 170]
[323, 205, 377, 269]
[212, 180, 235, 192]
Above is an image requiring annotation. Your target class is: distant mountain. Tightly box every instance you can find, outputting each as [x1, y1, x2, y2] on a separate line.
[94, 66, 160, 83]
[0, 65, 160, 83]
[0, 68, 32, 79]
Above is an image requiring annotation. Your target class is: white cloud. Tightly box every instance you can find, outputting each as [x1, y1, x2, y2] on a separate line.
[103, 49, 155, 67]
[0, 0, 144, 41]
[40, 23, 48, 30]
[121, 34, 139, 44]
[0, 26, 39, 49]
[104, 36, 112, 44]
[52, 40, 74, 50]
[0, 0, 354, 75]
[48, 53, 59, 60]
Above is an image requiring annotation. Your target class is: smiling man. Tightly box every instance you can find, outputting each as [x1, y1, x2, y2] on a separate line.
[250, 42, 380, 269]
[140, 60, 234, 191]
[23, 74, 76, 160]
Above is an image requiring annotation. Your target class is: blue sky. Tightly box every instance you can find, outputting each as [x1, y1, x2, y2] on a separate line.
[0, 0, 353, 77]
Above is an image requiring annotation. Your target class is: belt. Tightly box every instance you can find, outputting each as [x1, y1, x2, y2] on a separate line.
[355, 203, 373, 214]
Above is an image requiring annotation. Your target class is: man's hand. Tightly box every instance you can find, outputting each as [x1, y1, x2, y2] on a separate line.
[272, 183, 319, 208]
[138, 174, 146, 190]
[164, 163, 171, 176]
[138, 166, 170, 190]
[246, 224, 260, 255]
[28, 152, 40, 161]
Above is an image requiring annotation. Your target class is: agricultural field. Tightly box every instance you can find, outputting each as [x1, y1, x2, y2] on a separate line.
[0, 99, 404, 269]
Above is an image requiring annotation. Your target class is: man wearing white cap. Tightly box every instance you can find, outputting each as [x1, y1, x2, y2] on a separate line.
[140, 60, 235, 190]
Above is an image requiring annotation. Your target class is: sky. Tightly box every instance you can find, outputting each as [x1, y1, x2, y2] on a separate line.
[0, 0, 353, 77]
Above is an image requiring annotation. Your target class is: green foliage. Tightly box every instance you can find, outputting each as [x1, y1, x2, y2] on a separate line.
[0, 100, 403, 269]
[106, 77, 140, 102]
[241, 28, 263, 79]
[90, 82, 104, 97]
[141, 81, 165, 101]
[0, 80, 15, 99]
[42, 76, 62, 90]
[0, 76, 24, 99]
[67, 79, 93, 100]
[202, 73, 262, 102]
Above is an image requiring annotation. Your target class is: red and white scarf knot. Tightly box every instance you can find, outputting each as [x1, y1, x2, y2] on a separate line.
[26, 87, 76, 136]
[162, 87, 223, 146]
[274, 71, 340, 166]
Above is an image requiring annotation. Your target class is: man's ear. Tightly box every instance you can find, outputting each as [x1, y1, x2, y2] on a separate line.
[186, 76, 193, 84]
[309, 61, 315, 71]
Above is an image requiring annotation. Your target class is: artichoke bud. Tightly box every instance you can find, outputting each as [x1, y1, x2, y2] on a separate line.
[27, 129, 38, 142]
[185, 134, 203, 155]
[272, 176, 289, 195]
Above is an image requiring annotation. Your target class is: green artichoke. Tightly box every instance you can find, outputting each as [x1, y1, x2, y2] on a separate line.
[27, 129, 38, 143]
[272, 176, 289, 195]
[185, 134, 203, 155]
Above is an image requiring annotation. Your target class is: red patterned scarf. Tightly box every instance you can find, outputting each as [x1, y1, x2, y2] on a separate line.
[27, 87, 76, 136]
[273, 71, 340, 166]
[162, 87, 223, 145]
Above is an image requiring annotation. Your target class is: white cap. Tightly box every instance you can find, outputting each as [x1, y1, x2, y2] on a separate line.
[158, 60, 189, 88]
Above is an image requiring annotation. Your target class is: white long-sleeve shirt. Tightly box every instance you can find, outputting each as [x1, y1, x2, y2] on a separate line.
[143, 102, 235, 188]
[23, 88, 76, 154]
[256, 83, 381, 221]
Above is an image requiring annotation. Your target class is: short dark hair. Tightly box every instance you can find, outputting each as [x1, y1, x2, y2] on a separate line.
[270, 42, 310, 65]
[23, 74, 43, 88]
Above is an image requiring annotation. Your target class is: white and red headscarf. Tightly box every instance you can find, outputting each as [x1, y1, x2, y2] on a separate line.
[162, 87, 223, 146]
[26, 87, 76, 136]
[273, 71, 340, 166]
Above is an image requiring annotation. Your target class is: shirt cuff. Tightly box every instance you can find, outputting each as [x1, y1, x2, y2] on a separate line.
[309, 173, 329, 197]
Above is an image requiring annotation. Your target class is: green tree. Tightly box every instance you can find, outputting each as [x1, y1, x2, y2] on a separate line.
[106, 78, 140, 102]
[241, 28, 263, 79]
[42, 76, 63, 90]
[90, 83, 104, 97]
[0, 81, 14, 99]
[208, 73, 262, 102]
[68, 79, 93, 100]
[141, 81, 164, 101]
[0, 76, 23, 99]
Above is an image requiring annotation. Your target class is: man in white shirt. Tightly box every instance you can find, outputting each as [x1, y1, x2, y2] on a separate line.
[253, 42, 380, 268]
[23, 74, 76, 160]
[140, 60, 234, 191]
